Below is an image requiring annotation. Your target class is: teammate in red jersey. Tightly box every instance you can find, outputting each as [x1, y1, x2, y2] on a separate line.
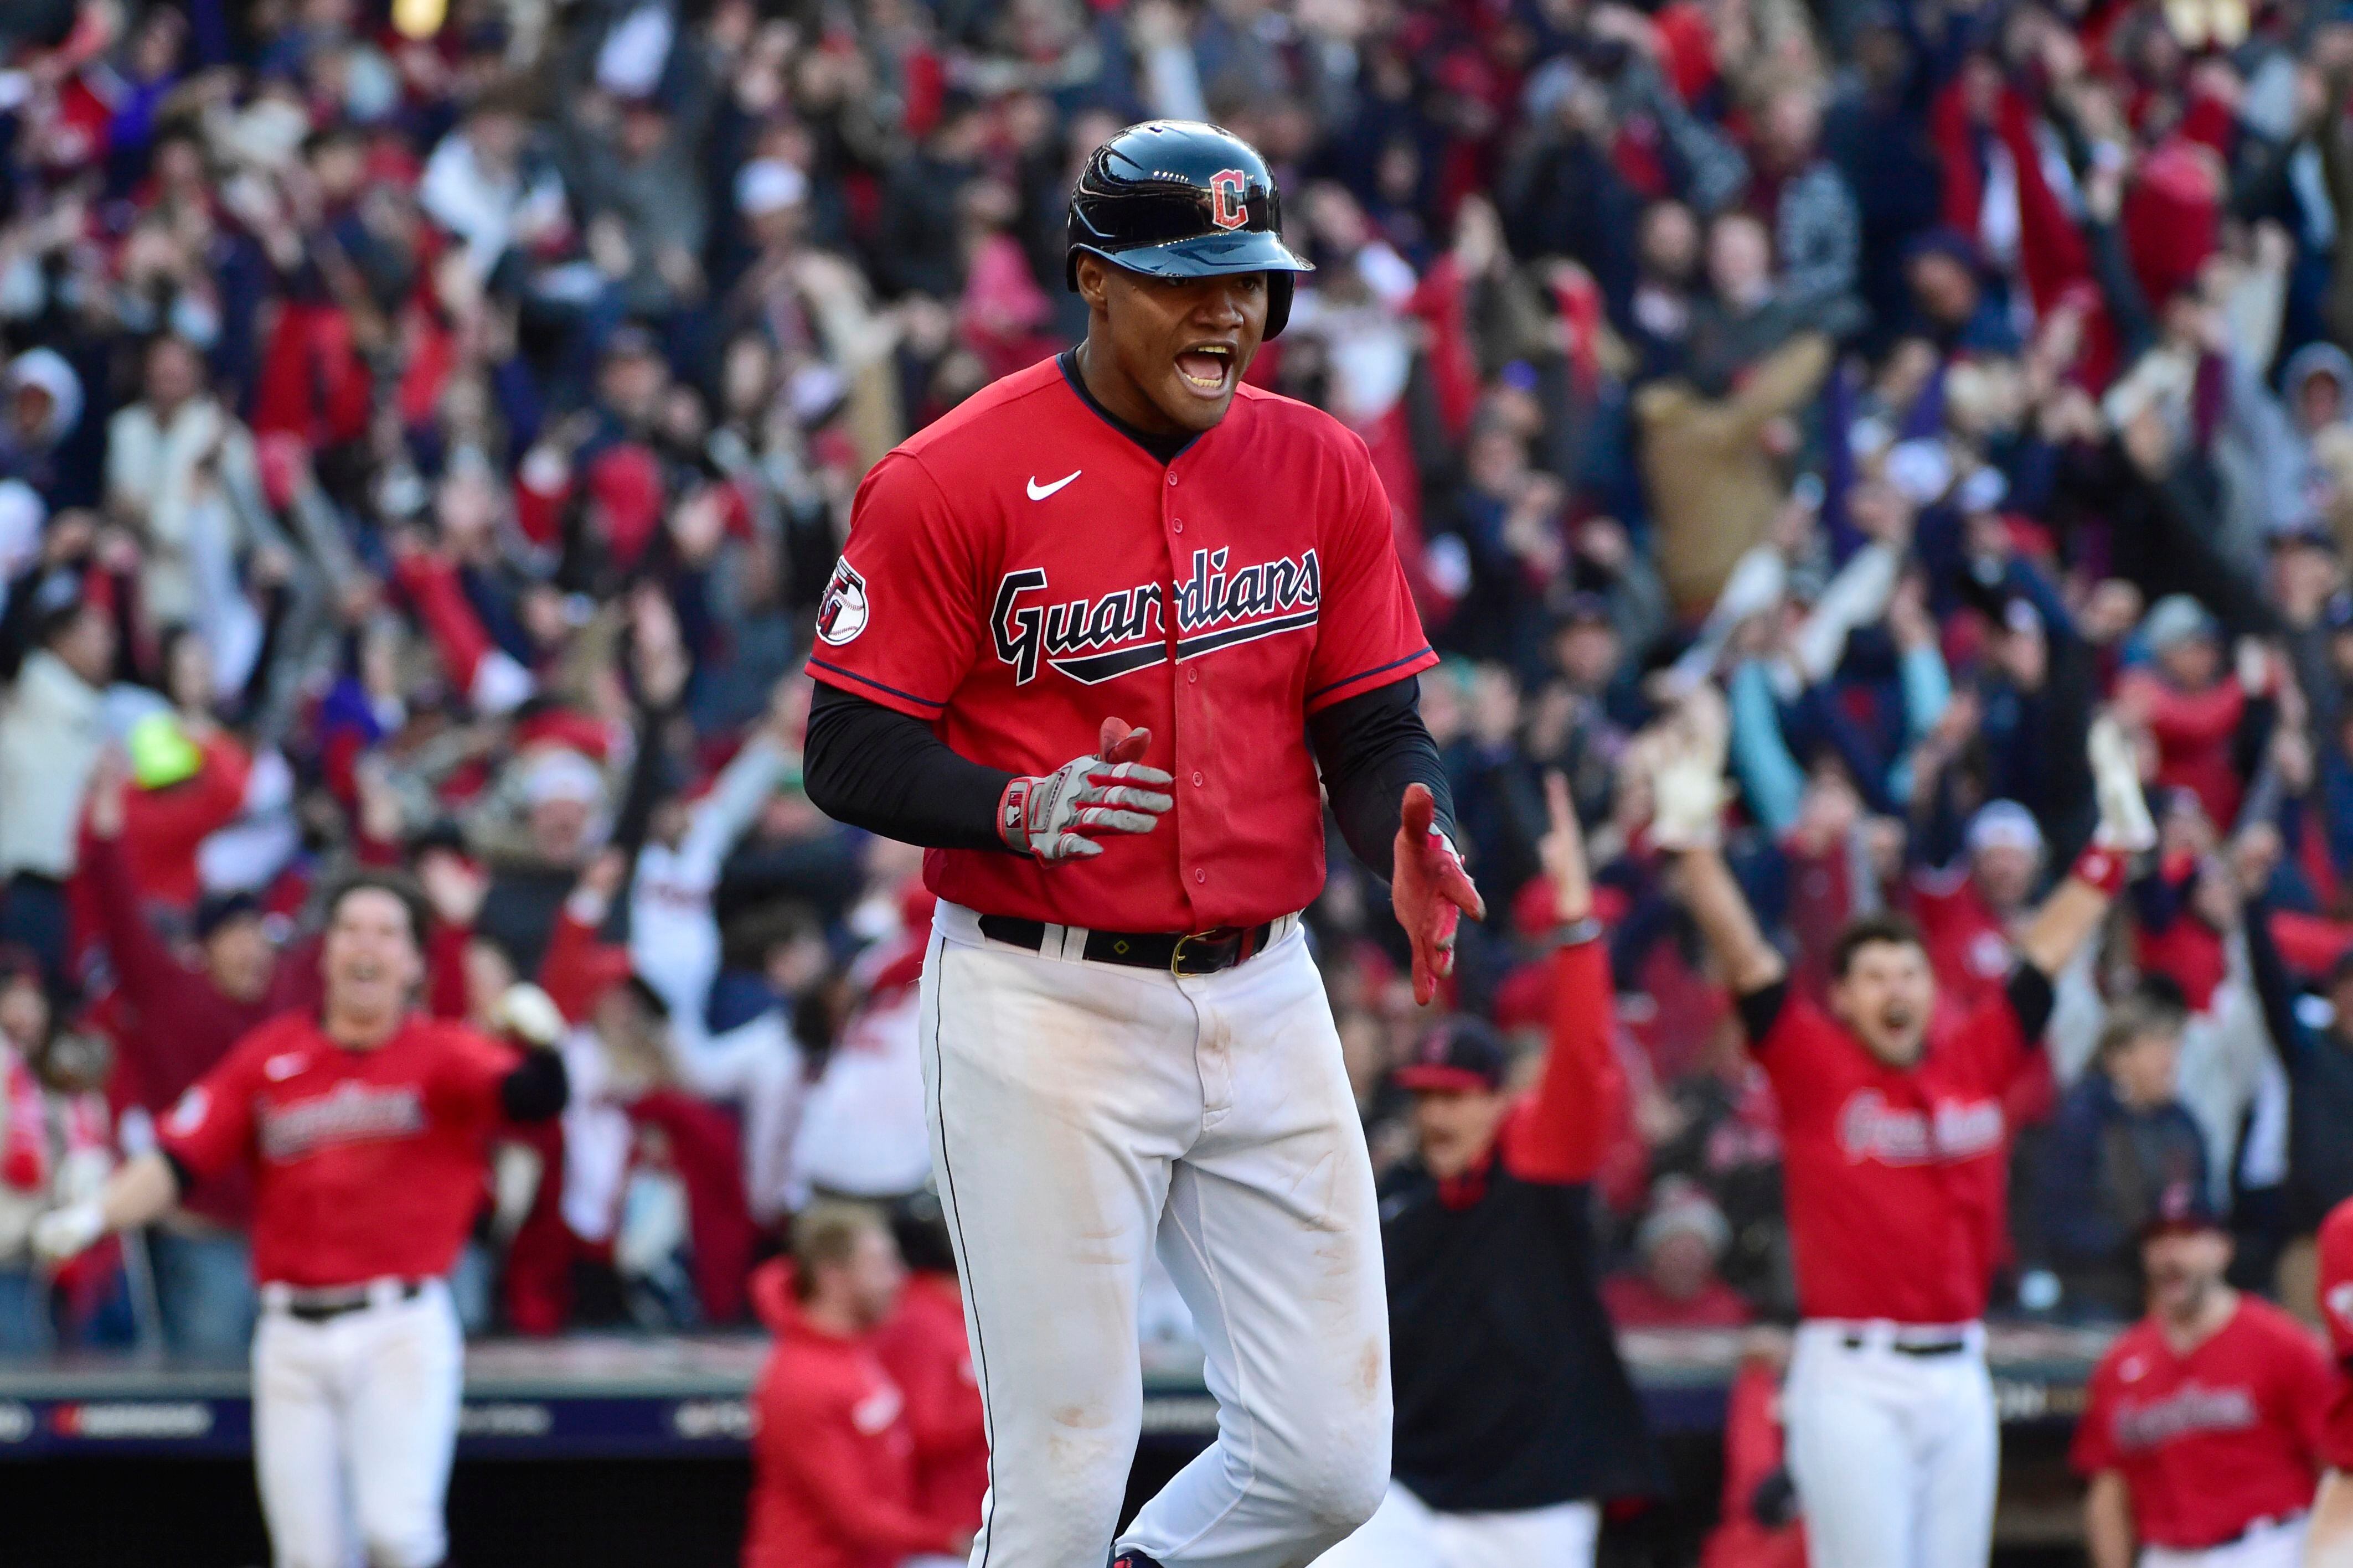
[2307, 1196, 2353, 1565]
[1658, 692, 2145, 1568]
[33, 873, 569, 1568]
[2075, 1183, 2329, 1568]
[797, 121, 1482, 1568]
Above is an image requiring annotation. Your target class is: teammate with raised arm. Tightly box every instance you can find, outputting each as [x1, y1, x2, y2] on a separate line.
[798, 121, 1482, 1568]
[1657, 694, 2151, 1568]
[32, 875, 570, 1568]
[1318, 773, 1657, 1567]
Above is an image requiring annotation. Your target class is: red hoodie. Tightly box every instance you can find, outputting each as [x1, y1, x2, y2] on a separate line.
[871, 1271, 988, 1536]
[743, 1261, 964, 1568]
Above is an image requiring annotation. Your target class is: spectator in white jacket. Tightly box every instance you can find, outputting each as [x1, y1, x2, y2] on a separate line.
[0, 577, 112, 981]
[104, 337, 266, 672]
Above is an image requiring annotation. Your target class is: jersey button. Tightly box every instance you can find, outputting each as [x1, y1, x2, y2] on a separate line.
[1186, 669, 1198, 684]
[1192, 771, 1204, 786]
[1172, 519, 1184, 534]
[1167, 472, 1179, 487]
[1194, 868, 1206, 884]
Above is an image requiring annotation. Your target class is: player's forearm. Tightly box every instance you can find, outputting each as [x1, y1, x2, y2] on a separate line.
[1307, 675, 1454, 881]
[1671, 846, 1787, 993]
[101, 1152, 183, 1234]
[2083, 1472, 2135, 1568]
[802, 684, 1014, 851]
[2015, 856, 2120, 978]
[2310, 1469, 2353, 1567]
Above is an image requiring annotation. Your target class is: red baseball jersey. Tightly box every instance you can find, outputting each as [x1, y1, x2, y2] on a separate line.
[1906, 868, 2013, 1023]
[158, 1011, 519, 1288]
[1757, 989, 2029, 1323]
[2071, 1296, 2329, 1549]
[804, 354, 1436, 932]
[2318, 1196, 2353, 1471]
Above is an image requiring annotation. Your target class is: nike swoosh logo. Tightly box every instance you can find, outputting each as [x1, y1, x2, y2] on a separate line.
[1027, 469, 1081, 501]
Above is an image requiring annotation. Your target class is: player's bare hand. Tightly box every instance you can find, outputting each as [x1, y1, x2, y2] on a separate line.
[997, 718, 1176, 862]
[1535, 772, 1592, 925]
[1391, 782, 1485, 1006]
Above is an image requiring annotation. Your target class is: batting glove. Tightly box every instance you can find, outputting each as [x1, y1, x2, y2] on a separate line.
[1391, 783, 1485, 1006]
[2088, 713, 2156, 853]
[999, 719, 1176, 863]
[1649, 751, 1728, 852]
[31, 1199, 105, 1266]
[494, 983, 568, 1050]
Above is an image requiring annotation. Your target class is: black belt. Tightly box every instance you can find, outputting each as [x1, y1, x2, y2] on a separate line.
[277, 1281, 425, 1323]
[1842, 1333, 1968, 1357]
[978, 915, 1278, 976]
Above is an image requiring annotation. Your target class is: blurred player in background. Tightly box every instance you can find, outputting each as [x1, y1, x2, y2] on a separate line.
[742, 1201, 973, 1568]
[1319, 774, 1656, 1566]
[1663, 695, 2143, 1568]
[876, 1193, 988, 1568]
[2307, 1196, 2353, 1566]
[2076, 1183, 2329, 1568]
[33, 876, 569, 1568]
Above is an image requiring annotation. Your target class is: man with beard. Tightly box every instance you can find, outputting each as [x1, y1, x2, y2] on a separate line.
[2075, 1184, 2330, 1568]
[1660, 696, 2146, 1568]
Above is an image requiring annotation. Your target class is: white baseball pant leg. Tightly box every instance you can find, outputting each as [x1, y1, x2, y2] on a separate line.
[2140, 1515, 2308, 1568]
[253, 1280, 464, 1568]
[1315, 1482, 1599, 1568]
[921, 905, 1390, 1568]
[1783, 1322, 1996, 1568]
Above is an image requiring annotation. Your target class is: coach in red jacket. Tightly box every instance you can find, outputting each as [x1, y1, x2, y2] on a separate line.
[744, 1203, 973, 1568]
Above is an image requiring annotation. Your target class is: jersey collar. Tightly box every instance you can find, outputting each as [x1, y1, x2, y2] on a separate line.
[1055, 348, 1203, 466]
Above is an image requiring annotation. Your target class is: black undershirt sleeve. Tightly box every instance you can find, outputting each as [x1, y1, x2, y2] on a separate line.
[802, 682, 1015, 851]
[498, 1049, 570, 1122]
[1306, 675, 1457, 883]
[1736, 979, 1791, 1045]
[804, 673, 1458, 870]
[2006, 963, 2057, 1043]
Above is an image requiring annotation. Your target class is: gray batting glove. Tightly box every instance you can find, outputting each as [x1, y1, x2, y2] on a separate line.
[999, 718, 1175, 863]
[31, 1199, 106, 1266]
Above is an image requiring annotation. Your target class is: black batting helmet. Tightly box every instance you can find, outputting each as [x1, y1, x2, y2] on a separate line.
[1065, 120, 1314, 338]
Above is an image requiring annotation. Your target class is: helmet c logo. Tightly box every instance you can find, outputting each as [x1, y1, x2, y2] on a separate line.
[1208, 170, 1249, 231]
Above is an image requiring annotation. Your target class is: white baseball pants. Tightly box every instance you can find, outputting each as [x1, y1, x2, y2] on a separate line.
[921, 902, 1392, 1568]
[1784, 1321, 1996, 1568]
[1314, 1481, 1598, 1567]
[2140, 1515, 2306, 1568]
[251, 1278, 463, 1568]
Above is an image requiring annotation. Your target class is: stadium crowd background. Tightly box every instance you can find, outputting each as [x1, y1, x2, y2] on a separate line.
[8, 0, 2353, 1549]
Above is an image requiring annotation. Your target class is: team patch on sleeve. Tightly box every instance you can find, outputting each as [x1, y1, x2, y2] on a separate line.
[815, 560, 871, 646]
[165, 1085, 211, 1139]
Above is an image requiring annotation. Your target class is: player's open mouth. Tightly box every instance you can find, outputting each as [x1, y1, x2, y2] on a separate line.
[1176, 343, 1235, 394]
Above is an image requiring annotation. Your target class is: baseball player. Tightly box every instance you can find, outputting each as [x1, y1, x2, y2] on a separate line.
[1658, 697, 2150, 1568]
[33, 874, 570, 1568]
[798, 120, 1482, 1568]
[1315, 773, 1655, 1567]
[2307, 1196, 2353, 1566]
[2075, 1184, 2329, 1568]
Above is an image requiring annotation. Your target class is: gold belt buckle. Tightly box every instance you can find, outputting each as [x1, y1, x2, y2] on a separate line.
[1170, 932, 1204, 976]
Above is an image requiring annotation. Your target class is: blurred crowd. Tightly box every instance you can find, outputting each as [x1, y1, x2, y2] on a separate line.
[11, 0, 2353, 1374]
